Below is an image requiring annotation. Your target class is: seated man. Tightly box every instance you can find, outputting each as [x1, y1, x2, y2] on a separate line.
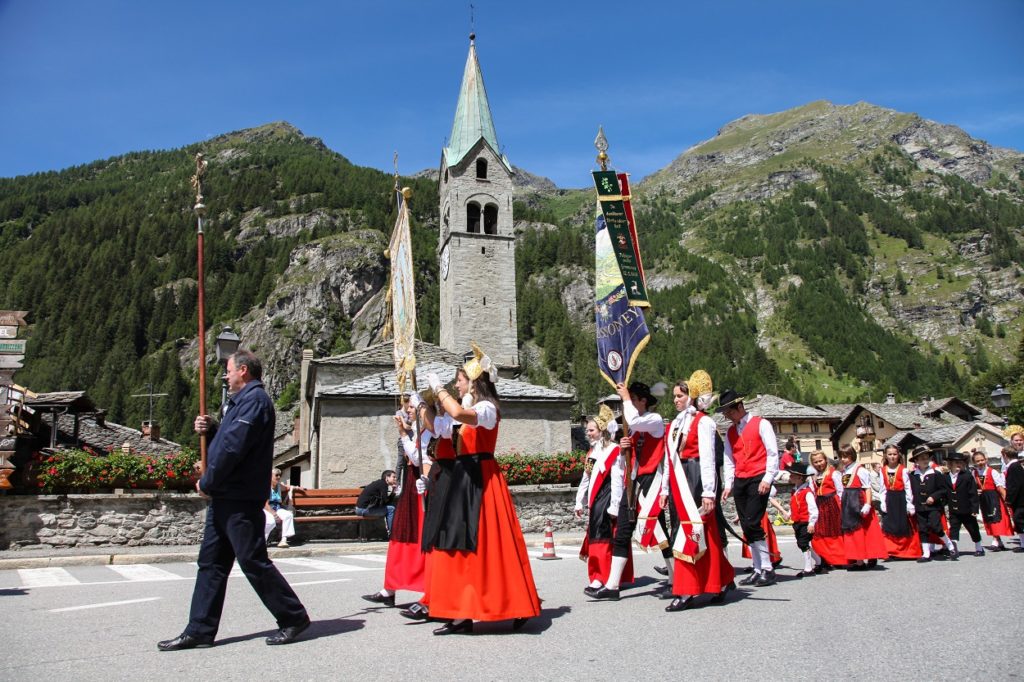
[356, 470, 398, 535]
[264, 468, 302, 548]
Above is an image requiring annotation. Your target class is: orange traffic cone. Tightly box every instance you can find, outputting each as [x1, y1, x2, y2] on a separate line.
[539, 519, 561, 560]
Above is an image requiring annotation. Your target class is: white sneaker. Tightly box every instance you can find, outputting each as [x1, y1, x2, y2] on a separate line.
[277, 540, 290, 548]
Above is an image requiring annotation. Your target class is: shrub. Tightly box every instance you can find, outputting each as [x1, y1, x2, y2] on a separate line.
[497, 450, 587, 485]
[33, 447, 199, 493]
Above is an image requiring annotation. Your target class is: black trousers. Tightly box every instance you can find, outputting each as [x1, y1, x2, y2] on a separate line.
[733, 476, 770, 543]
[186, 499, 308, 639]
[612, 472, 672, 559]
[948, 512, 981, 543]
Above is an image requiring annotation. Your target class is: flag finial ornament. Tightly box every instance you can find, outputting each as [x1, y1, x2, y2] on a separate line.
[594, 126, 609, 170]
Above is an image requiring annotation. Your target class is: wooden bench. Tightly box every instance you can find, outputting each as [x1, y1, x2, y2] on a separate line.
[291, 488, 386, 541]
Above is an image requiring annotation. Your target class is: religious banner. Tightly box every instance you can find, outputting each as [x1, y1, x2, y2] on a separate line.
[592, 171, 649, 307]
[594, 212, 651, 388]
[387, 186, 417, 393]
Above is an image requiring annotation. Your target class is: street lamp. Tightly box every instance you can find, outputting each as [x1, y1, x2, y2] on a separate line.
[991, 384, 1011, 427]
[215, 326, 241, 415]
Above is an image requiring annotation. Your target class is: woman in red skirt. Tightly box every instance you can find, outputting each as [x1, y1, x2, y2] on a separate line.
[362, 403, 434, 607]
[421, 344, 541, 635]
[878, 445, 921, 560]
[809, 450, 846, 569]
[972, 450, 1014, 551]
[576, 406, 633, 593]
[838, 445, 887, 569]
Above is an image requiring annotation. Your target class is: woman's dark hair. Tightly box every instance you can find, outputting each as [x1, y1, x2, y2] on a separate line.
[838, 444, 857, 462]
[381, 469, 396, 481]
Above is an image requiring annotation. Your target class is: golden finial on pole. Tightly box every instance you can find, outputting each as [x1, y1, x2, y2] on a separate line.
[191, 153, 208, 219]
[595, 126, 609, 171]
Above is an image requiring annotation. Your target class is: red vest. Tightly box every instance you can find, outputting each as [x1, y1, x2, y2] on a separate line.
[791, 487, 812, 523]
[843, 464, 864, 489]
[678, 412, 706, 460]
[816, 467, 838, 496]
[435, 437, 456, 461]
[459, 417, 499, 455]
[884, 464, 906, 491]
[635, 421, 666, 475]
[727, 416, 768, 479]
[975, 469, 998, 491]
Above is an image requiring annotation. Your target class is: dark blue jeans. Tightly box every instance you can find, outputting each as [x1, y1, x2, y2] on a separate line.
[356, 504, 395, 534]
[185, 499, 308, 639]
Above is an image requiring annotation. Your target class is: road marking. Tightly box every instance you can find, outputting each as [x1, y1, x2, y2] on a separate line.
[50, 597, 161, 613]
[18, 567, 79, 587]
[107, 564, 187, 582]
[342, 554, 389, 563]
[274, 557, 376, 572]
[289, 578, 353, 587]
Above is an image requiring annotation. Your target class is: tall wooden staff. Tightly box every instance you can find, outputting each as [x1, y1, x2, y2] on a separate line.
[191, 153, 209, 474]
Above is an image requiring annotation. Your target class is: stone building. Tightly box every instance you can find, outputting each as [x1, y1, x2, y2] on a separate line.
[296, 36, 574, 489]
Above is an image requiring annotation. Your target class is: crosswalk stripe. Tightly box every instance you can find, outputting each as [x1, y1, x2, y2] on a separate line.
[273, 557, 376, 572]
[342, 554, 389, 563]
[107, 564, 187, 582]
[18, 567, 80, 588]
[50, 597, 161, 613]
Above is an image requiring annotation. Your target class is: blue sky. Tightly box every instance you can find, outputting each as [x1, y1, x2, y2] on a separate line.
[1, 1, 1022, 188]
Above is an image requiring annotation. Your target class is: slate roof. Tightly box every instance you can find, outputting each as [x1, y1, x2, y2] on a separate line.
[26, 391, 97, 412]
[881, 421, 1002, 451]
[745, 394, 839, 421]
[852, 403, 947, 430]
[54, 413, 182, 456]
[314, 339, 463, 368]
[816, 404, 856, 420]
[319, 360, 574, 402]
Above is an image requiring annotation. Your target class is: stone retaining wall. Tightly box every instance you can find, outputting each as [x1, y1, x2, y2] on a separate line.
[0, 483, 795, 549]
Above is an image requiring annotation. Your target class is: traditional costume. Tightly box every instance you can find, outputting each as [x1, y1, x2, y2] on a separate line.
[383, 425, 433, 592]
[786, 464, 821, 577]
[1002, 427, 1024, 546]
[975, 460, 1013, 548]
[661, 371, 735, 611]
[839, 461, 887, 566]
[577, 407, 633, 590]
[740, 501, 782, 567]
[595, 382, 669, 600]
[879, 461, 921, 560]
[810, 463, 847, 568]
[945, 453, 983, 556]
[422, 345, 541, 633]
[909, 447, 956, 561]
[720, 389, 780, 586]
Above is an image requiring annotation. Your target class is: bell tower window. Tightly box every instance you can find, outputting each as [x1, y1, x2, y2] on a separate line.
[476, 158, 488, 179]
[467, 202, 481, 233]
[484, 204, 498, 234]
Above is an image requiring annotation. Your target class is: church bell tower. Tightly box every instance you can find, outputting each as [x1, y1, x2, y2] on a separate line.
[438, 34, 519, 371]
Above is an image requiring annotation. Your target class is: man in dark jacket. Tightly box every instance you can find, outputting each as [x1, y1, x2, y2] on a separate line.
[158, 350, 310, 651]
[356, 470, 398, 535]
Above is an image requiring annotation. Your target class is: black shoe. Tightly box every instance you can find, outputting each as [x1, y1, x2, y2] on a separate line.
[795, 571, 815, 579]
[866, 559, 878, 569]
[361, 592, 395, 607]
[754, 570, 777, 587]
[433, 620, 473, 636]
[949, 546, 959, 561]
[653, 565, 669, 576]
[709, 581, 736, 604]
[583, 585, 602, 598]
[399, 602, 429, 620]
[975, 549, 985, 557]
[591, 586, 620, 601]
[157, 633, 214, 651]
[917, 557, 932, 563]
[738, 572, 760, 586]
[656, 585, 675, 600]
[665, 596, 692, 612]
[266, 618, 311, 645]
[512, 617, 529, 632]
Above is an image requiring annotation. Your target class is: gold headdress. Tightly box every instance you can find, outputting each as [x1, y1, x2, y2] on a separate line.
[687, 370, 713, 399]
[593, 404, 615, 432]
[1005, 424, 1024, 439]
[463, 341, 497, 382]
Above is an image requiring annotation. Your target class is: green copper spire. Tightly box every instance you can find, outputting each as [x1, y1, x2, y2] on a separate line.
[444, 35, 510, 170]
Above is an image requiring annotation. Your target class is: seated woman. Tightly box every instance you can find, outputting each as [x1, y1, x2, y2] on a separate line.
[264, 468, 302, 548]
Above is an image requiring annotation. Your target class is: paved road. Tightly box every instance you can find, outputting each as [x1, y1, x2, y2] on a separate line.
[1, 537, 1019, 681]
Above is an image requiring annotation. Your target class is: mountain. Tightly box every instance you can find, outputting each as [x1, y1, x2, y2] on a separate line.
[1, 103, 1022, 442]
[518, 101, 1024, 415]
